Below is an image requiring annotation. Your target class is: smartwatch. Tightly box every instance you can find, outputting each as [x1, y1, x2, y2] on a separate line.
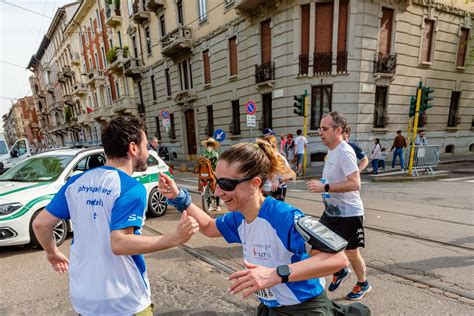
[324, 183, 330, 193]
[277, 265, 291, 283]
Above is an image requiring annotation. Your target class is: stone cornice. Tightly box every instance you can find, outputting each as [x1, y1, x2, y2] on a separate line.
[193, 16, 246, 47]
[411, 0, 473, 17]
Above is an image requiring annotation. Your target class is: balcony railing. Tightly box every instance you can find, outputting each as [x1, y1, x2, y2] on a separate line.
[105, 1, 122, 28]
[123, 58, 142, 79]
[64, 94, 74, 105]
[373, 53, 397, 74]
[298, 54, 309, 75]
[161, 26, 193, 58]
[255, 61, 275, 84]
[235, 0, 275, 16]
[174, 90, 197, 106]
[146, 0, 165, 13]
[57, 72, 67, 83]
[337, 51, 348, 74]
[313, 52, 332, 75]
[86, 69, 106, 87]
[105, 48, 129, 74]
[63, 66, 73, 78]
[132, 1, 150, 24]
[112, 96, 138, 115]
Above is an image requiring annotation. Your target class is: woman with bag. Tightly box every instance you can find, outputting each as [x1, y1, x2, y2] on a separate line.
[370, 138, 382, 174]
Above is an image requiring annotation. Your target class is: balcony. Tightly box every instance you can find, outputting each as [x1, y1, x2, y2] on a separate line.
[132, 2, 151, 25]
[86, 69, 106, 87]
[93, 106, 113, 123]
[63, 66, 74, 78]
[105, 2, 122, 28]
[313, 52, 332, 75]
[123, 58, 142, 79]
[235, 0, 276, 16]
[105, 48, 129, 74]
[73, 82, 87, 96]
[174, 90, 197, 106]
[255, 61, 275, 88]
[57, 72, 67, 83]
[46, 82, 56, 93]
[298, 54, 309, 75]
[337, 51, 348, 74]
[77, 113, 95, 126]
[373, 53, 397, 75]
[112, 96, 138, 115]
[71, 53, 81, 66]
[161, 26, 193, 58]
[146, 0, 165, 13]
[64, 94, 74, 105]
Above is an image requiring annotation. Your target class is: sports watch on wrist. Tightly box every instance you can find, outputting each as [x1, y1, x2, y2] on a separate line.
[277, 265, 291, 283]
[324, 183, 330, 193]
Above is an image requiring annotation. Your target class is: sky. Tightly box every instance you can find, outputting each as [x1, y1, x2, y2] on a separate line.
[0, 0, 73, 132]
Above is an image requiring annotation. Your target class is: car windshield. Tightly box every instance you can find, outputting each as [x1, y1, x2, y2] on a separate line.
[0, 141, 8, 155]
[0, 155, 74, 182]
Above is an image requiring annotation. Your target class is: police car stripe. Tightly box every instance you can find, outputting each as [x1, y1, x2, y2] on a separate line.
[0, 182, 50, 197]
[0, 194, 55, 221]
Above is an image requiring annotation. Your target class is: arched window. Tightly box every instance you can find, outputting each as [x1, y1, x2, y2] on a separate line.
[445, 144, 455, 153]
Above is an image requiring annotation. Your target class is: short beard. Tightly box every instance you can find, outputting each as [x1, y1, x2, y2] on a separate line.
[134, 150, 148, 172]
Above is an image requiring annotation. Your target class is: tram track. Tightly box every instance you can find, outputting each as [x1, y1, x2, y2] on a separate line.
[142, 224, 474, 302]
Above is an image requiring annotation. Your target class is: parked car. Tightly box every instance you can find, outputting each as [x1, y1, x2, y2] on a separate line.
[0, 147, 170, 247]
[0, 136, 32, 174]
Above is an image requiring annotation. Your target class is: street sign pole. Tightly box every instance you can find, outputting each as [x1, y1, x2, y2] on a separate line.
[303, 89, 308, 176]
[408, 81, 422, 176]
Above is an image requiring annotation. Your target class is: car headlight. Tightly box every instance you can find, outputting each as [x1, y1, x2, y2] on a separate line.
[0, 203, 23, 216]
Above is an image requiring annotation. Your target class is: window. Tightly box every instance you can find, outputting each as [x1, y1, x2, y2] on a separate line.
[198, 0, 207, 22]
[261, 20, 271, 64]
[132, 36, 138, 58]
[94, 52, 99, 69]
[203, 50, 211, 84]
[206, 105, 214, 137]
[101, 46, 107, 66]
[137, 80, 145, 113]
[448, 91, 461, 127]
[337, 0, 348, 73]
[106, 86, 112, 105]
[155, 116, 161, 140]
[165, 68, 171, 96]
[379, 8, 394, 56]
[421, 19, 435, 63]
[299, 5, 310, 75]
[145, 27, 152, 54]
[310, 85, 332, 130]
[262, 93, 272, 129]
[314, 2, 333, 74]
[96, 9, 101, 29]
[118, 31, 123, 48]
[159, 15, 166, 37]
[228, 37, 238, 76]
[151, 75, 157, 100]
[231, 100, 240, 135]
[169, 113, 176, 139]
[178, 59, 193, 90]
[457, 28, 469, 67]
[373, 86, 388, 128]
[115, 80, 121, 99]
[177, 0, 184, 25]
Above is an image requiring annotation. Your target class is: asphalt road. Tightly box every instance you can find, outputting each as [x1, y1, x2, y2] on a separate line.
[1, 166, 473, 315]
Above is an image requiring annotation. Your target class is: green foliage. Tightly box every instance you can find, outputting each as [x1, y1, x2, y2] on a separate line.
[123, 46, 129, 58]
[106, 47, 118, 64]
[64, 106, 72, 123]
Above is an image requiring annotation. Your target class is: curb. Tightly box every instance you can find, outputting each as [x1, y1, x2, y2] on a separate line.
[371, 173, 448, 182]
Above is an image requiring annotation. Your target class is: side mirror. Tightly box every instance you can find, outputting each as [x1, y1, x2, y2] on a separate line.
[10, 150, 18, 158]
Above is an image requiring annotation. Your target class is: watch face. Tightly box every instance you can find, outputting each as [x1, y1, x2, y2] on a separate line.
[277, 265, 290, 277]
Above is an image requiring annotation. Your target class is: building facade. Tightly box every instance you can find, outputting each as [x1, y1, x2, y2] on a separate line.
[1, 97, 39, 147]
[26, 0, 473, 160]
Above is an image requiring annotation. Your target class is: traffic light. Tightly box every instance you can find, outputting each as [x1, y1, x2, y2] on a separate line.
[421, 87, 434, 111]
[293, 95, 305, 116]
[409, 95, 417, 117]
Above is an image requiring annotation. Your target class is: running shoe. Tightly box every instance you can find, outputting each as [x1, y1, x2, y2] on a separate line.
[346, 282, 372, 300]
[328, 268, 351, 292]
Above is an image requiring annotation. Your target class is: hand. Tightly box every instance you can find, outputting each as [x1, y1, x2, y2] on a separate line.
[228, 261, 280, 299]
[46, 248, 69, 274]
[307, 179, 324, 193]
[158, 173, 180, 199]
[172, 211, 199, 245]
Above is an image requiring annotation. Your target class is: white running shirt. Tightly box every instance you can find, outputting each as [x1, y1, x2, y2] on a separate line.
[46, 166, 151, 315]
[294, 136, 307, 155]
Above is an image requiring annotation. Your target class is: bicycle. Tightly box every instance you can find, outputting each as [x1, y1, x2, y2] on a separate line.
[197, 157, 218, 214]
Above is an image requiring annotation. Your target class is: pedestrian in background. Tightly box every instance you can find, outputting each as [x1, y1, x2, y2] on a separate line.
[200, 137, 221, 211]
[285, 133, 296, 170]
[343, 127, 369, 173]
[279, 134, 287, 158]
[294, 129, 307, 176]
[307, 111, 371, 301]
[158, 139, 348, 314]
[415, 130, 428, 146]
[390, 130, 407, 170]
[147, 136, 159, 153]
[33, 116, 199, 315]
[370, 138, 382, 174]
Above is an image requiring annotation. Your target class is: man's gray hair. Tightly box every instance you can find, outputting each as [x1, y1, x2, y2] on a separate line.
[150, 137, 158, 142]
[322, 111, 347, 131]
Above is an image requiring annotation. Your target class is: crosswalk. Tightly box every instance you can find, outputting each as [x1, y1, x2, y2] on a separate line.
[438, 176, 474, 183]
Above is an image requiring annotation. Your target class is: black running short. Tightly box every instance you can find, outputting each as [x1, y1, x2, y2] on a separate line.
[319, 213, 365, 250]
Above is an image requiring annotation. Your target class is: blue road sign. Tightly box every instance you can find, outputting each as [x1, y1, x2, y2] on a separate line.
[161, 110, 170, 119]
[245, 100, 256, 115]
[213, 129, 226, 142]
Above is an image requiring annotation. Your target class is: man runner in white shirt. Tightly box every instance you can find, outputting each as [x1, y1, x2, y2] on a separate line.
[307, 111, 371, 301]
[33, 116, 199, 315]
[294, 129, 307, 176]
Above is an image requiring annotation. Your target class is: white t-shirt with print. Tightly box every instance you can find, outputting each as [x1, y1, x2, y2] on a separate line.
[294, 136, 307, 155]
[322, 141, 364, 217]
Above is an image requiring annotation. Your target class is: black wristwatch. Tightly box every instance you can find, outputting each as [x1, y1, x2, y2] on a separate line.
[324, 184, 330, 193]
[277, 265, 291, 283]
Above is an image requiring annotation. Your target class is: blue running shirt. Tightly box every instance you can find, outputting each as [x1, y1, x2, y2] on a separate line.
[46, 166, 151, 315]
[216, 197, 325, 308]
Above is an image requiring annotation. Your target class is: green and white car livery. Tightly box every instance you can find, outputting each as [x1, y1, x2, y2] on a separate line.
[0, 147, 170, 247]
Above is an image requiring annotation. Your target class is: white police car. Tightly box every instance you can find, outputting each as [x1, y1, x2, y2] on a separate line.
[0, 147, 170, 247]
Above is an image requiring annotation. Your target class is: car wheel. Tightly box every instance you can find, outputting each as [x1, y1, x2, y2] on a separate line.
[147, 187, 167, 217]
[30, 210, 68, 248]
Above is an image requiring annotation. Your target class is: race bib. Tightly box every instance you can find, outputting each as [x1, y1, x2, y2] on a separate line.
[256, 288, 276, 301]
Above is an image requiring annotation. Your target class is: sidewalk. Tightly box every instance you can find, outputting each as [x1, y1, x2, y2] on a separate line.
[165, 154, 474, 182]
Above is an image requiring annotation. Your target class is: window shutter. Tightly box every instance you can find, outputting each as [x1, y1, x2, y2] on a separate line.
[337, 0, 349, 52]
[203, 50, 211, 84]
[422, 20, 434, 62]
[315, 3, 333, 53]
[301, 5, 310, 54]
[229, 37, 238, 75]
[261, 20, 272, 63]
[378, 8, 394, 56]
[457, 28, 469, 67]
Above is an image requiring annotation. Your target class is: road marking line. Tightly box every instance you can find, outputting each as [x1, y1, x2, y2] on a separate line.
[438, 176, 474, 182]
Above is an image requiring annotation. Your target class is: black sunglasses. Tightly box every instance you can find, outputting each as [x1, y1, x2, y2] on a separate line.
[216, 176, 253, 191]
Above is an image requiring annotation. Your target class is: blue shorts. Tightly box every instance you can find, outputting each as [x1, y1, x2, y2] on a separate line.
[297, 154, 304, 164]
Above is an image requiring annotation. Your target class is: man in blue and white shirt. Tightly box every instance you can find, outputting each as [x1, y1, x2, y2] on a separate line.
[33, 117, 199, 315]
